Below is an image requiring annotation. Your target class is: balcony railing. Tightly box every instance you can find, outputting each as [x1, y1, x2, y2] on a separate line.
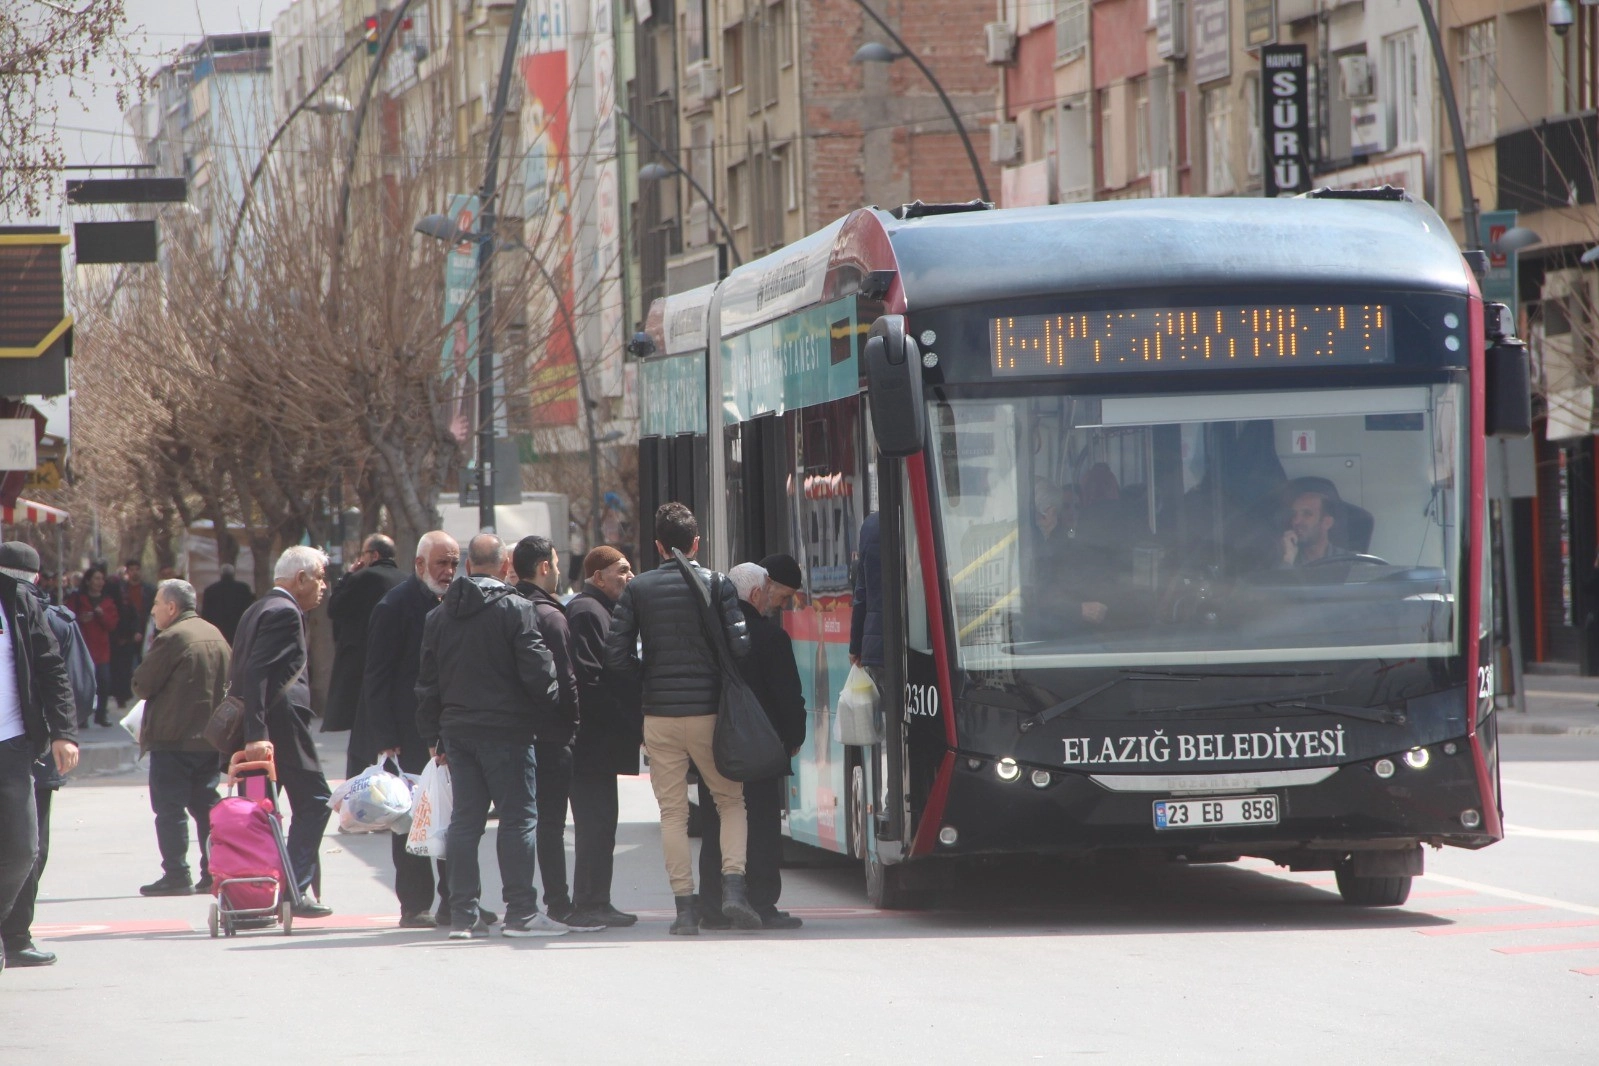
[1496, 113, 1598, 214]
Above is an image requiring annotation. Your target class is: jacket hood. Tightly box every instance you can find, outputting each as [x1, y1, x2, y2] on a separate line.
[444, 574, 518, 619]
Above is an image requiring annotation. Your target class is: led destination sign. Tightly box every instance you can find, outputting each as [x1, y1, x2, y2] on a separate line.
[990, 304, 1391, 376]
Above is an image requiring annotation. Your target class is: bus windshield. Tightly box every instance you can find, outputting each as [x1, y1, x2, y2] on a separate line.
[930, 384, 1464, 669]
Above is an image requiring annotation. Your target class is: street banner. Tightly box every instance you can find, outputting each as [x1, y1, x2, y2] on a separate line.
[1480, 209, 1519, 316]
[1262, 44, 1312, 197]
[439, 193, 481, 444]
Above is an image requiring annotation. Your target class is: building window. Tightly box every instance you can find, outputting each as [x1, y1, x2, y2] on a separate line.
[1204, 86, 1233, 195]
[1459, 19, 1496, 146]
[775, 0, 793, 67]
[1134, 78, 1151, 178]
[724, 22, 744, 91]
[1244, 74, 1261, 178]
[1057, 96, 1091, 201]
[1382, 31, 1421, 148]
[729, 161, 748, 229]
[1055, 0, 1087, 62]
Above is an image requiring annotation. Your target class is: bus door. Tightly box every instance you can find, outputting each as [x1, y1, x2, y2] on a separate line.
[733, 413, 787, 561]
[637, 432, 709, 567]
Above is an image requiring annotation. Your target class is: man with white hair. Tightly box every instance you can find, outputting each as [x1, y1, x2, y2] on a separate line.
[234, 545, 333, 917]
[696, 560, 808, 930]
[355, 531, 469, 928]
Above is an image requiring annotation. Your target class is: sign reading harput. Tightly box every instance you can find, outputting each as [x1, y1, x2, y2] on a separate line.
[1261, 44, 1312, 197]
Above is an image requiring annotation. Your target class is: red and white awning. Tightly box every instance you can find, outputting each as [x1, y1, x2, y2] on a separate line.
[2, 498, 69, 525]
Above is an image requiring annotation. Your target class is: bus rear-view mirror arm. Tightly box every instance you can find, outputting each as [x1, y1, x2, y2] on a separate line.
[865, 315, 927, 457]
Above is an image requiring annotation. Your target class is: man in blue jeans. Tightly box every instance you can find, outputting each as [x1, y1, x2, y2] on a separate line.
[415, 534, 569, 939]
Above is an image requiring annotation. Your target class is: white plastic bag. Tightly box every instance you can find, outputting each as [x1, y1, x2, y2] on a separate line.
[330, 757, 414, 833]
[835, 664, 880, 746]
[119, 699, 145, 744]
[405, 759, 452, 858]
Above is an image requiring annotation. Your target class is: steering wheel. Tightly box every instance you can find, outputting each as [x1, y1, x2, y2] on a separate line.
[1302, 552, 1388, 568]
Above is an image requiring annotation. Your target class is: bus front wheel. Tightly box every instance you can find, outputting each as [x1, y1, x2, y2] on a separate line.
[1334, 864, 1412, 906]
[866, 850, 928, 910]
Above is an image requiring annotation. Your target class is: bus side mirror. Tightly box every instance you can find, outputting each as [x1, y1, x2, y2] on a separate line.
[864, 314, 926, 457]
[1485, 338, 1532, 438]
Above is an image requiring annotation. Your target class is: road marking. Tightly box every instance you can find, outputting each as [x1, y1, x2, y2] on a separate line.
[1421, 904, 1543, 916]
[1502, 778, 1599, 800]
[1418, 918, 1599, 937]
[1493, 940, 1599, 955]
[35, 920, 191, 937]
[1505, 823, 1599, 843]
[1421, 872, 1599, 917]
[1573, 967, 1599, 976]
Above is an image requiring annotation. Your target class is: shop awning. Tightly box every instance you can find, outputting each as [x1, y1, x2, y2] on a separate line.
[2, 498, 69, 525]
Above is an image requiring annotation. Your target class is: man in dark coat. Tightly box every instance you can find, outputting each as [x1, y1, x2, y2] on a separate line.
[510, 535, 600, 931]
[234, 546, 332, 917]
[604, 502, 756, 934]
[359, 531, 463, 928]
[200, 564, 254, 645]
[564, 545, 640, 928]
[325, 534, 405, 742]
[0, 557, 77, 977]
[696, 559, 807, 930]
[110, 560, 155, 705]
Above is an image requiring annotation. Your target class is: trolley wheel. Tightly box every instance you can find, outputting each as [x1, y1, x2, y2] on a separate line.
[223, 915, 236, 937]
[281, 900, 294, 935]
[207, 903, 219, 939]
[1334, 864, 1413, 907]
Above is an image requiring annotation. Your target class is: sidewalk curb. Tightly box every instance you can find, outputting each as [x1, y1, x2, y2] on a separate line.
[75, 738, 141, 776]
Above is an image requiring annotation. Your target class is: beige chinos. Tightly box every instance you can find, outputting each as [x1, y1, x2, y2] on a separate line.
[644, 715, 747, 896]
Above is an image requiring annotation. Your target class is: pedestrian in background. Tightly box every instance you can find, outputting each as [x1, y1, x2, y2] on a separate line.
[359, 531, 475, 929]
[325, 534, 405, 756]
[110, 559, 154, 710]
[564, 546, 640, 928]
[416, 534, 567, 939]
[66, 566, 118, 727]
[604, 502, 760, 935]
[0, 549, 77, 977]
[233, 546, 333, 918]
[511, 535, 602, 931]
[696, 561, 806, 930]
[131, 579, 230, 898]
[200, 564, 254, 646]
[0, 543, 90, 968]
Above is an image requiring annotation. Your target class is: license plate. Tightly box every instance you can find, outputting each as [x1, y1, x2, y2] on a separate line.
[1153, 794, 1279, 830]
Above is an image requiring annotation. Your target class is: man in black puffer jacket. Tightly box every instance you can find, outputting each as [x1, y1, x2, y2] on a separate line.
[604, 502, 756, 934]
[416, 534, 564, 939]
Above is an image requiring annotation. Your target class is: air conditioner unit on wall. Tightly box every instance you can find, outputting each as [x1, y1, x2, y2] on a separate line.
[985, 22, 1016, 65]
[684, 60, 719, 110]
[1156, 0, 1187, 61]
[1339, 54, 1374, 100]
[990, 122, 1021, 165]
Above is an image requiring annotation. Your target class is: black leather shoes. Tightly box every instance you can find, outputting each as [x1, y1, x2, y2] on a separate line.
[139, 875, 194, 897]
[398, 912, 437, 929]
[5, 947, 57, 967]
[291, 901, 334, 919]
[194, 874, 213, 893]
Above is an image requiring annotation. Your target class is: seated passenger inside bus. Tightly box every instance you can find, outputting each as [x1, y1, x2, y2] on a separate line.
[1027, 479, 1110, 631]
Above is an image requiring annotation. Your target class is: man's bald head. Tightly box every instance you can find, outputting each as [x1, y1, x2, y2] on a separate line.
[467, 533, 507, 576]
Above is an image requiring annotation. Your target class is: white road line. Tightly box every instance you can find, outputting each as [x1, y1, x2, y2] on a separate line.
[1504, 823, 1599, 844]
[1421, 872, 1599, 917]
[1502, 777, 1599, 800]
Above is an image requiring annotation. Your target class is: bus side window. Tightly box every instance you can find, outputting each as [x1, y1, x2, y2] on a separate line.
[904, 469, 931, 653]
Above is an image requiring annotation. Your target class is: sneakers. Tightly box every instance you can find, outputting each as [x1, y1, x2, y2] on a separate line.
[437, 907, 497, 927]
[574, 903, 638, 928]
[448, 920, 492, 940]
[139, 874, 194, 897]
[501, 913, 572, 938]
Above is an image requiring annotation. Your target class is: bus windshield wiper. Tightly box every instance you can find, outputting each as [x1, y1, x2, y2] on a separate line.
[1268, 699, 1407, 726]
[1020, 672, 1202, 732]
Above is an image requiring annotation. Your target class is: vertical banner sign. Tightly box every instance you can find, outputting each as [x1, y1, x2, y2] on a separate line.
[1479, 209, 1519, 315]
[439, 193, 481, 444]
[1262, 45, 1312, 197]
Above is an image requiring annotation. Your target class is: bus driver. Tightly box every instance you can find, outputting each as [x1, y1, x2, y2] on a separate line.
[1279, 487, 1353, 568]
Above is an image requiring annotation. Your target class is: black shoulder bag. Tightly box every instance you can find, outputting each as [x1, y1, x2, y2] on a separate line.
[672, 549, 788, 783]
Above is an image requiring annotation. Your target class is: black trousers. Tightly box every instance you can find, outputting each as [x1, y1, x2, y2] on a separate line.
[0, 739, 39, 932]
[569, 767, 619, 909]
[148, 750, 220, 880]
[697, 774, 784, 913]
[533, 742, 572, 911]
[393, 831, 449, 918]
[0, 781, 50, 953]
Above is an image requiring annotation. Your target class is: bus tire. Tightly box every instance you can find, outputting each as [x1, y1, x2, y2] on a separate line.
[1334, 865, 1412, 906]
[866, 850, 927, 910]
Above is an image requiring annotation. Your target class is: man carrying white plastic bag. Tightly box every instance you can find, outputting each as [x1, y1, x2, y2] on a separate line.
[404, 758, 452, 859]
[330, 758, 413, 833]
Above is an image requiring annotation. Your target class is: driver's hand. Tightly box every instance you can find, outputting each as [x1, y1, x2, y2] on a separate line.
[1281, 530, 1299, 565]
[1081, 602, 1108, 624]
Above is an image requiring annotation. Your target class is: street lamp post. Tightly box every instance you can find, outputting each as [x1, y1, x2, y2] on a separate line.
[617, 105, 743, 268]
[848, 0, 991, 203]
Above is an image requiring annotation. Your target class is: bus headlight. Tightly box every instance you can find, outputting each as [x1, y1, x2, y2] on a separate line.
[938, 826, 959, 846]
[996, 757, 1021, 782]
[1404, 747, 1431, 770]
[1373, 758, 1396, 779]
[1030, 769, 1052, 788]
[1443, 741, 1458, 756]
[1460, 809, 1482, 829]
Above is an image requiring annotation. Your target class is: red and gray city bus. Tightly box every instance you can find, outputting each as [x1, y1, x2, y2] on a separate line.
[636, 191, 1530, 907]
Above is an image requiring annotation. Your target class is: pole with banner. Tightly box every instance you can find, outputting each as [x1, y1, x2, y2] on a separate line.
[1479, 209, 1519, 319]
[1261, 44, 1312, 197]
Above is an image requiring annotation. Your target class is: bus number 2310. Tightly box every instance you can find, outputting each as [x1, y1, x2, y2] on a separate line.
[906, 685, 940, 719]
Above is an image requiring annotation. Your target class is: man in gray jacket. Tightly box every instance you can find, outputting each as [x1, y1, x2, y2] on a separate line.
[415, 534, 565, 939]
[604, 502, 758, 935]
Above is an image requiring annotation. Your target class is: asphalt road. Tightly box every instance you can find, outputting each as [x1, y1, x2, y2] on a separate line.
[2, 735, 1595, 1064]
